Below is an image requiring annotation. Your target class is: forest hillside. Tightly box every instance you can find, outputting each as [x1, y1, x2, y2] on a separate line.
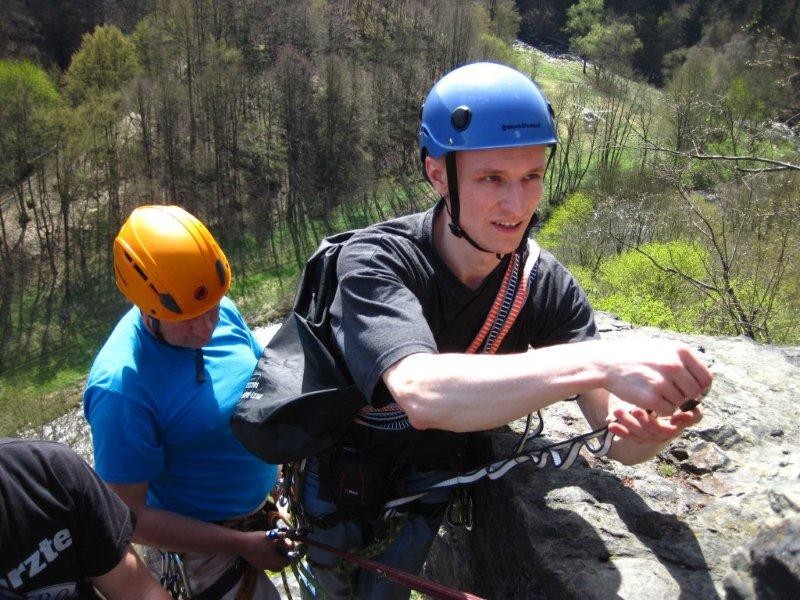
[0, 0, 798, 435]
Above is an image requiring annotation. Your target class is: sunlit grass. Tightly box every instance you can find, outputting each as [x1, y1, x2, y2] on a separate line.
[0, 367, 87, 436]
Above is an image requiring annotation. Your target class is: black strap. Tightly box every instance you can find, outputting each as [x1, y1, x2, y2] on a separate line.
[191, 557, 247, 600]
[195, 348, 206, 383]
[444, 153, 497, 256]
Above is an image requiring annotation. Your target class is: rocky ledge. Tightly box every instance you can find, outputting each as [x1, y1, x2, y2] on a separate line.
[426, 314, 800, 599]
[25, 316, 800, 599]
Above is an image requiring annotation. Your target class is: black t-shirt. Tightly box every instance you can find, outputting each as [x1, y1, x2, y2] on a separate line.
[0, 439, 135, 599]
[329, 202, 596, 465]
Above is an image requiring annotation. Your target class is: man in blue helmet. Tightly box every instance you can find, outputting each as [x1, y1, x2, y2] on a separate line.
[259, 63, 712, 600]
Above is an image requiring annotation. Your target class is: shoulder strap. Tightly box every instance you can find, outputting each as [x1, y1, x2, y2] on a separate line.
[294, 229, 357, 329]
[467, 239, 541, 355]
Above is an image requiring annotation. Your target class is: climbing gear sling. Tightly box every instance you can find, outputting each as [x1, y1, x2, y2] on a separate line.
[264, 522, 486, 600]
[381, 421, 614, 516]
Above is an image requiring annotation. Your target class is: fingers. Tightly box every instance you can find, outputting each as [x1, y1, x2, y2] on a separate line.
[682, 346, 714, 389]
[263, 542, 292, 570]
[243, 531, 294, 571]
[613, 340, 713, 414]
[610, 408, 675, 443]
[659, 380, 688, 411]
[673, 344, 713, 399]
[671, 404, 703, 426]
[609, 405, 701, 445]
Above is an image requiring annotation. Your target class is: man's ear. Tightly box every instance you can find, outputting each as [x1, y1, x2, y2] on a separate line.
[424, 155, 448, 197]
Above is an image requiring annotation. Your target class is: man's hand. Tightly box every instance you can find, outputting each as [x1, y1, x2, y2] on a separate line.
[601, 339, 712, 416]
[608, 404, 704, 445]
[238, 531, 294, 572]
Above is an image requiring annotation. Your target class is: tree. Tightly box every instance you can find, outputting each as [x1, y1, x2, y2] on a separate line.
[0, 60, 59, 222]
[65, 25, 139, 231]
[577, 18, 643, 77]
[316, 55, 364, 220]
[0, 60, 59, 369]
[564, 0, 603, 73]
[487, 0, 521, 43]
[64, 25, 138, 105]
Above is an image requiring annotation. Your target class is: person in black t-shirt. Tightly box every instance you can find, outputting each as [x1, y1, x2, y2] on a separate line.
[0, 438, 170, 599]
[291, 63, 713, 600]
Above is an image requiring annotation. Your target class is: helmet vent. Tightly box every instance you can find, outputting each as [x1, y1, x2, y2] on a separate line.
[450, 106, 471, 131]
[215, 260, 228, 287]
[159, 293, 183, 315]
[123, 250, 149, 281]
[132, 263, 148, 282]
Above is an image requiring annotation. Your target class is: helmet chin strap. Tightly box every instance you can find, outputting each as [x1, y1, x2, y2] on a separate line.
[146, 315, 166, 343]
[444, 153, 532, 260]
[445, 153, 502, 259]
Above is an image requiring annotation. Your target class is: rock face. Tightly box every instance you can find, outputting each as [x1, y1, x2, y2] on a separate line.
[27, 316, 800, 599]
[426, 314, 800, 599]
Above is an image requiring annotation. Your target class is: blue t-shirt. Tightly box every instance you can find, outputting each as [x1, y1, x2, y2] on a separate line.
[84, 297, 277, 522]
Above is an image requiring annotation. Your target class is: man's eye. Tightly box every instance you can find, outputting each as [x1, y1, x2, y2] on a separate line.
[483, 175, 501, 183]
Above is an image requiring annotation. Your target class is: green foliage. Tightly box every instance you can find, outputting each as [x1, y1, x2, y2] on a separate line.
[656, 461, 678, 478]
[65, 25, 138, 104]
[0, 59, 59, 184]
[0, 59, 59, 107]
[565, 0, 603, 37]
[488, 0, 522, 43]
[575, 19, 643, 75]
[590, 241, 710, 332]
[475, 33, 519, 64]
[538, 191, 594, 250]
[0, 369, 87, 437]
[726, 76, 766, 121]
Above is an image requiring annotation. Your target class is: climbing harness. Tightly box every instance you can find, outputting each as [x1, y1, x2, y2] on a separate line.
[268, 406, 613, 599]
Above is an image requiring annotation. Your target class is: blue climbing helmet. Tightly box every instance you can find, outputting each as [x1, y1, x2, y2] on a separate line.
[419, 62, 557, 256]
[419, 62, 557, 161]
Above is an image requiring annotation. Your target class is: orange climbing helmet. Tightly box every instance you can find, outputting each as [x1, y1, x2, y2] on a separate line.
[113, 205, 231, 321]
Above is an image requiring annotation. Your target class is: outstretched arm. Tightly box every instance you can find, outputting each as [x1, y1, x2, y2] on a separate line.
[383, 337, 711, 437]
[108, 482, 290, 572]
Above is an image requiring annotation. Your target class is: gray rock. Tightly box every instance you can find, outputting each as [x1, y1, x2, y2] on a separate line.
[24, 314, 800, 599]
[428, 316, 800, 599]
[681, 441, 734, 474]
[694, 422, 745, 450]
[768, 481, 800, 517]
[723, 518, 800, 600]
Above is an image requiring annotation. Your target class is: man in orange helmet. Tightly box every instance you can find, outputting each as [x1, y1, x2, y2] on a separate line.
[84, 206, 289, 599]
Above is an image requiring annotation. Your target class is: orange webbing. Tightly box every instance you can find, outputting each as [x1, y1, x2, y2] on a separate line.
[465, 253, 518, 354]
[483, 266, 529, 354]
[467, 244, 537, 355]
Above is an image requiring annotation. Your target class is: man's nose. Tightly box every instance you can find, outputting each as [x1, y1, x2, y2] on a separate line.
[194, 311, 218, 336]
[503, 182, 528, 213]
